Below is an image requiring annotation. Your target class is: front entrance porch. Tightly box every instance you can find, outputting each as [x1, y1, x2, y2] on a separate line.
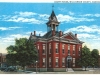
[66, 56, 74, 72]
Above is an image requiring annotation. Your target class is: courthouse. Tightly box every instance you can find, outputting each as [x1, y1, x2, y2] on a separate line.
[28, 8, 84, 72]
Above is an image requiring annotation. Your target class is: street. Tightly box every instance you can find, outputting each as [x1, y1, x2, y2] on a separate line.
[0, 68, 100, 74]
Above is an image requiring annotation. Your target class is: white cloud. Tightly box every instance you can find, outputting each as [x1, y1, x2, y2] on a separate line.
[77, 33, 96, 39]
[57, 14, 94, 23]
[0, 26, 21, 31]
[2, 11, 48, 24]
[1, 11, 96, 24]
[57, 14, 73, 22]
[69, 11, 74, 15]
[10, 34, 29, 39]
[6, 17, 45, 24]
[58, 7, 67, 12]
[2, 37, 15, 43]
[38, 14, 49, 20]
[64, 25, 100, 43]
[0, 27, 8, 31]
[18, 12, 37, 17]
[81, 13, 100, 17]
[0, 33, 29, 43]
[64, 25, 100, 33]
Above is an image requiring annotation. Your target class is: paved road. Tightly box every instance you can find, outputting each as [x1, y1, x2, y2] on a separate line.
[0, 68, 100, 74]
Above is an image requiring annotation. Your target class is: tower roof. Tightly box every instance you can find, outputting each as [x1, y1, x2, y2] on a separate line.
[50, 10, 56, 19]
[46, 6, 60, 32]
[49, 10, 58, 22]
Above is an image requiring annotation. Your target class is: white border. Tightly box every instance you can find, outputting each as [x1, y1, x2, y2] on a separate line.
[0, 0, 100, 3]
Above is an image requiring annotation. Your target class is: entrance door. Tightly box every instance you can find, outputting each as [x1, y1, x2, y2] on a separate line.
[68, 59, 71, 68]
[67, 56, 72, 68]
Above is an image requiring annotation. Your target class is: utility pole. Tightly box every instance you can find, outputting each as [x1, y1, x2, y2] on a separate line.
[36, 61, 38, 74]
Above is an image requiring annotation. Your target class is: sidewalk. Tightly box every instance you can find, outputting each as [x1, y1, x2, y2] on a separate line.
[39, 69, 100, 74]
[0, 68, 100, 74]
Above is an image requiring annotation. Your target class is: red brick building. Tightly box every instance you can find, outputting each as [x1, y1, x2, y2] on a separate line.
[0, 53, 7, 67]
[29, 9, 83, 71]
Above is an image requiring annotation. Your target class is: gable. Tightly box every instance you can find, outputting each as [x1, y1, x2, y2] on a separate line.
[64, 35, 74, 40]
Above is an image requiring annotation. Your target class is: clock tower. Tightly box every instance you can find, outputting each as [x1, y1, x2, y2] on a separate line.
[46, 9, 60, 32]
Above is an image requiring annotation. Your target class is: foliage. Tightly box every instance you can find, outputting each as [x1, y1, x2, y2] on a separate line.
[77, 45, 91, 71]
[77, 46, 100, 70]
[91, 49, 99, 67]
[6, 38, 38, 69]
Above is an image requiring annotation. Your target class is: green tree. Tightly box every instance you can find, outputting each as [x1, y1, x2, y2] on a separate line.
[6, 38, 38, 70]
[91, 49, 99, 68]
[6, 45, 17, 66]
[77, 45, 91, 71]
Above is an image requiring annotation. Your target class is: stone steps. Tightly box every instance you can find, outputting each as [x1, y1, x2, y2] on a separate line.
[66, 68, 74, 72]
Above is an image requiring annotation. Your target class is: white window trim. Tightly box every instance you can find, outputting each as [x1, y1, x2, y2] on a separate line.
[49, 57, 51, 67]
[62, 58, 65, 67]
[55, 57, 59, 67]
[56, 43, 59, 54]
[73, 58, 75, 67]
[49, 43, 51, 54]
[62, 44, 65, 54]
[43, 58, 45, 67]
[42, 44, 46, 55]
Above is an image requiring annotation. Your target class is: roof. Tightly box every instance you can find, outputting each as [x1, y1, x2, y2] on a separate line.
[42, 31, 59, 38]
[50, 10, 56, 19]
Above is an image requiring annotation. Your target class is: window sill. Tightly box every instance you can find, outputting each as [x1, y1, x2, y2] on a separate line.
[56, 53, 59, 54]
[42, 66, 45, 67]
[62, 66, 65, 67]
[55, 66, 59, 67]
[42, 53, 46, 55]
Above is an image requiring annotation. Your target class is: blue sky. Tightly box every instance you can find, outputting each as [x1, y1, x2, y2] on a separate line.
[0, 3, 100, 54]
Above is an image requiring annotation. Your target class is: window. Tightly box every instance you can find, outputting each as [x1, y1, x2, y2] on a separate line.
[49, 43, 51, 54]
[35, 45, 39, 53]
[42, 44, 45, 54]
[56, 43, 59, 53]
[68, 44, 70, 55]
[62, 44, 65, 54]
[73, 58, 75, 67]
[79, 46, 81, 56]
[62, 58, 65, 67]
[55, 58, 59, 67]
[37, 44, 39, 50]
[68, 44, 70, 50]
[73, 45, 75, 55]
[43, 58, 45, 67]
[49, 57, 51, 67]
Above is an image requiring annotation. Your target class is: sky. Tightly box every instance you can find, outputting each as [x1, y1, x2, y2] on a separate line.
[0, 3, 100, 54]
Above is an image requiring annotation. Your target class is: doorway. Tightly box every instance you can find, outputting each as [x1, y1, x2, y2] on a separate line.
[66, 56, 72, 68]
[68, 59, 71, 68]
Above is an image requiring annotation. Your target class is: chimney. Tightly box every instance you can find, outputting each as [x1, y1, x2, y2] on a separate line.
[59, 31, 62, 37]
[75, 34, 77, 38]
[34, 31, 36, 36]
[31, 32, 32, 35]
[39, 34, 40, 36]
[52, 30, 55, 36]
